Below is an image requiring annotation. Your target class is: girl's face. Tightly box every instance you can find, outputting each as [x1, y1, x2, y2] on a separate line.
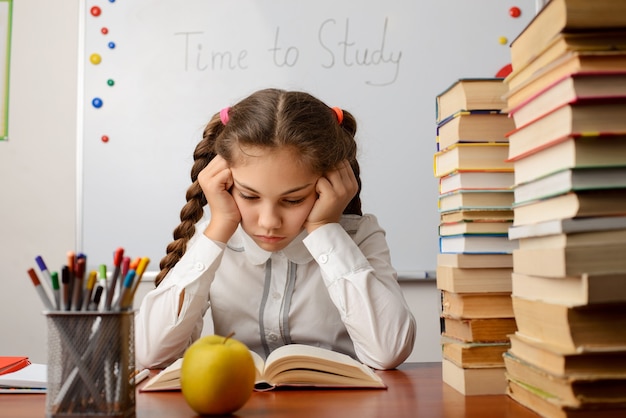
[230, 146, 319, 252]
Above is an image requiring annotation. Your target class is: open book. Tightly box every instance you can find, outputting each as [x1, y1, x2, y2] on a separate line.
[0, 363, 47, 393]
[141, 344, 386, 392]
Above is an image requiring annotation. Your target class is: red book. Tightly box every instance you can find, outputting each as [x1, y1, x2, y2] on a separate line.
[0, 357, 31, 375]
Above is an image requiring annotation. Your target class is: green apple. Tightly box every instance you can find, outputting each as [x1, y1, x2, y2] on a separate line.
[180, 333, 256, 415]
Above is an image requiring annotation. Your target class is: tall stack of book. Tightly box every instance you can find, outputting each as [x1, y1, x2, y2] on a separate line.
[502, 0, 626, 416]
[434, 78, 518, 395]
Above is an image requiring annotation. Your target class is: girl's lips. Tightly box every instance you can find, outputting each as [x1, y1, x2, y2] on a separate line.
[256, 235, 285, 244]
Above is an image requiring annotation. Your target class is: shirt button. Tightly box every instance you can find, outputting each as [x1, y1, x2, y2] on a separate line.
[272, 292, 281, 300]
[318, 254, 329, 264]
[194, 262, 205, 271]
[268, 333, 278, 342]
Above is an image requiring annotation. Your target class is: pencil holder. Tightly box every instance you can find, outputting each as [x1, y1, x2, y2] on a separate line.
[45, 311, 136, 418]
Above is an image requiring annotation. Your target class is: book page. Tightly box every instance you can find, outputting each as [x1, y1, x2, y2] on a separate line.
[0, 363, 47, 389]
[263, 344, 380, 383]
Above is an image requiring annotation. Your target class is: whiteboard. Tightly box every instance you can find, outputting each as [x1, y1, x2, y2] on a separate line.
[80, 0, 532, 277]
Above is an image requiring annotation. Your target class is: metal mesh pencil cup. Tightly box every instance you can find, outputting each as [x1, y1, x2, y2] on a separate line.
[45, 311, 135, 418]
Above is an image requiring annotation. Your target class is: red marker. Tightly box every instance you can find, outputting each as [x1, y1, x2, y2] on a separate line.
[28, 268, 54, 310]
[121, 256, 131, 284]
[104, 247, 124, 310]
[72, 257, 87, 311]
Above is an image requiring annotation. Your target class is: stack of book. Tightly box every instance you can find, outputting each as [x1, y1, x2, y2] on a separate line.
[434, 78, 518, 395]
[502, 0, 626, 416]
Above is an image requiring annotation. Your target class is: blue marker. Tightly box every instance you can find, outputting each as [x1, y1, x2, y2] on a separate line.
[115, 270, 136, 310]
[34, 256, 55, 301]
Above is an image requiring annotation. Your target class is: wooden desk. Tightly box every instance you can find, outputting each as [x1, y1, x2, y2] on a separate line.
[3, 362, 539, 418]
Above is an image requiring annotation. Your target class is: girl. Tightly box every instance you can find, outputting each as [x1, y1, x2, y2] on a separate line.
[135, 88, 416, 370]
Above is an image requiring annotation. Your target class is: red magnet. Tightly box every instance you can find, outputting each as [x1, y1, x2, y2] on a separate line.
[101, 27, 109, 35]
[90, 6, 101, 17]
[509, 6, 521, 18]
[495, 63, 513, 78]
[101, 135, 109, 143]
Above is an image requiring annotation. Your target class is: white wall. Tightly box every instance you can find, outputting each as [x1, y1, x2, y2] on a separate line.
[0, 1, 79, 363]
[0, 0, 442, 364]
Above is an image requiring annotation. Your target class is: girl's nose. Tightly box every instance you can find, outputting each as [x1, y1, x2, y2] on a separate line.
[258, 205, 281, 230]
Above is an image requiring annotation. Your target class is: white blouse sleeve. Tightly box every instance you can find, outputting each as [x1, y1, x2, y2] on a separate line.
[134, 232, 225, 369]
[302, 215, 416, 369]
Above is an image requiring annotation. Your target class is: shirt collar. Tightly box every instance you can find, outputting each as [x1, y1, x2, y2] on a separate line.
[227, 226, 314, 265]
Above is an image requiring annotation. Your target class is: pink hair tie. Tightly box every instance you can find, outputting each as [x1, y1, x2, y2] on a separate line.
[219, 107, 230, 125]
[331, 107, 344, 124]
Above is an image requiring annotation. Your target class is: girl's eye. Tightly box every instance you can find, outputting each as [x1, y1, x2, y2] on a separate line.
[284, 198, 306, 205]
[239, 193, 258, 201]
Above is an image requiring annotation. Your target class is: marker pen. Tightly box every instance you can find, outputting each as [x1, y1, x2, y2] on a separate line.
[105, 248, 124, 310]
[34, 256, 55, 301]
[27, 268, 54, 311]
[50, 271, 61, 310]
[61, 265, 71, 311]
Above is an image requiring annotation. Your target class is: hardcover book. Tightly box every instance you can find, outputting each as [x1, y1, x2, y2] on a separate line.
[438, 190, 514, 213]
[439, 170, 514, 194]
[442, 358, 507, 396]
[506, 101, 626, 162]
[504, 351, 626, 407]
[435, 78, 508, 123]
[434, 143, 512, 178]
[443, 338, 510, 367]
[513, 166, 626, 205]
[511, 272, 626, 307]
[512, 189, 626, 226]
[512, 297, 626, 352]
[507, 72, 626, 128]
[441, 290, 514, 319]
[510, 0, 626, 72]
[508, 332, 626, 377]
[436, 265, 513, 294]
[437, 253, 513, 269]
[442, 316, 517, 343]
[511, 134, 626, 185]
[505, 51, 626, 109]
[436, 111, 514, 151]
[141, 344, 386, 392]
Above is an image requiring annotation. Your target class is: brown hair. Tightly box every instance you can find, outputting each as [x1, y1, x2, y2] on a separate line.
[155, 88, 362, 286]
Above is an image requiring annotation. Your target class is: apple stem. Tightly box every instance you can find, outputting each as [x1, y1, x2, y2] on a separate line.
[223, 331, 236, 344]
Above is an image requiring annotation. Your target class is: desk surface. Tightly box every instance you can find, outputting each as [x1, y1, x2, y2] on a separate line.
[4, 362, 539, 418]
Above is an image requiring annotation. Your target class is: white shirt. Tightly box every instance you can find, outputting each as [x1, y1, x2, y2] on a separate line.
[135, 213, 416, 370]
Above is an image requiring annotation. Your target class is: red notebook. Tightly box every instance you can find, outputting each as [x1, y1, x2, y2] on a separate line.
[0, 357, 31, 375]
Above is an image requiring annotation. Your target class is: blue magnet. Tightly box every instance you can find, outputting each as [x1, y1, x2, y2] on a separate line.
[108, 42, 116, 49]
[92, 97, 103, 108]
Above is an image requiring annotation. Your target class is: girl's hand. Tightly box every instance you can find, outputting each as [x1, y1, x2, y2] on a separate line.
[197, 155, 241, 243]
[304, 160, 358, 233]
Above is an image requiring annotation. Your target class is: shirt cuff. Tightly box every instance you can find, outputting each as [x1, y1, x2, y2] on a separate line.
[165, 234, 225, 295]
[303, 223, 370, 283]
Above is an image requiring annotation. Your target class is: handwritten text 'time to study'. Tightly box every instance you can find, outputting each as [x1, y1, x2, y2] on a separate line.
[174, 18, 403, 87]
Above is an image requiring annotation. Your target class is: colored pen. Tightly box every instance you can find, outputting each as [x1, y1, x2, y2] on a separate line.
[83, 270, 97, 310]
[130, 257, 150, 301]
[50, 271, 61, 310]
[130, 257, 140, 271]
[34, 255, 55, 301]
[72, 256, 86, 311]
[61, 265, 71, 311]
[132, 369, 150, 385]
[89, 285, 104, 311]
[98, 263, 107, 301]
[105, 247, 124, 310]
[115, 269, 135, 310]
[66, 252, 76, 309]
[121, 256, 131, 289]
[27, 268, 54, 310]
